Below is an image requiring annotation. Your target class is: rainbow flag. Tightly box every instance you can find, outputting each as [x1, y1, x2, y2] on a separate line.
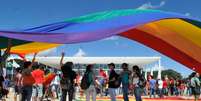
[0, 9, 201, 73]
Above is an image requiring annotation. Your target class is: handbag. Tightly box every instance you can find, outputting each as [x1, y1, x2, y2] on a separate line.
[192, 78, 200, 95]
[114, 74, 121, 88]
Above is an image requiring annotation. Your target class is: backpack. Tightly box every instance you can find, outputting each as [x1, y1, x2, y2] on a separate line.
[191, 77, 200, 87]
[191, 77, 200, 95]
[138, 76, 146, 88]
[60, 76, 72, 90]
[114, 74, 121, 88]
[80, 73, 90, 90]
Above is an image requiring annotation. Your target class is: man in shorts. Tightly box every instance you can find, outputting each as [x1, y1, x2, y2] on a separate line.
[32, 66, 45, 101]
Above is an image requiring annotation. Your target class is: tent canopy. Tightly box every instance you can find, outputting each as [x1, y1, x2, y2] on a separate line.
[34, 57, 160, 68]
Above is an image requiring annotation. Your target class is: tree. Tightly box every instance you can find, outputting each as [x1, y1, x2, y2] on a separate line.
[161, 69, 182, 79]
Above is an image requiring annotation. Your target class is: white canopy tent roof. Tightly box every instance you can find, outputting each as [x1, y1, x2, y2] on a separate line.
[7, 55, 20, 68]
[34, 57, 161, 68]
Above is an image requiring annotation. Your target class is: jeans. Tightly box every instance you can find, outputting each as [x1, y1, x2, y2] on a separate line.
[85, 85, 96, 101]
[122, 84, 129, 101]
[134, 87, 142, 101]
[150, 88, 155, 98]
[109, 88, 116, 101]
[51, 84, 60, 98]
[174, 87, 179, 95]
[158, 88, 163, 98]
[170, 87, 174, 95]
[61, 87, 74, 101]
[162, 88, 168, 95]
[187, 87, 192, 96]
[21, 86, 32, 101]
[0, 88, 3, 100]
[143, 88, 147, 96]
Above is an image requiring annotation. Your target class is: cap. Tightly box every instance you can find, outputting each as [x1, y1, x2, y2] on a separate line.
[108, 63, 115, 67]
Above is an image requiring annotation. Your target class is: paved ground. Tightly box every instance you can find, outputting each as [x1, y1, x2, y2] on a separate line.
[4, 93, 201, 101]
[75, 96, 200, 101]
[3, 88, 201, 101]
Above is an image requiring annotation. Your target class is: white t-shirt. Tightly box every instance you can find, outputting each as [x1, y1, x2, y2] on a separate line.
[51, 75, 60, 85]
[158, 79, 163, 89]
[3, 68, 6, 78]
[133, 77, 139, 85]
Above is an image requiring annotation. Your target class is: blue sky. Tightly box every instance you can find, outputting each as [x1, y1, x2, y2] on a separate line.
[0, 0, 201, 76]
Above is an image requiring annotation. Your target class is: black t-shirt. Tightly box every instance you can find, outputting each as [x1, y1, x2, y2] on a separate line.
[108, 70, 119, 88]
[63, 70, 77, 84]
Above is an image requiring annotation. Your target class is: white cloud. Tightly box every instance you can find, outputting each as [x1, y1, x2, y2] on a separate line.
[102, 36, 119, 41]
[114, 41, 120, 46]
[137, 1, 166, 10]
[114, 41, 132, 48]
[74, 48, 87, 57]
[185, 13, 191, 16]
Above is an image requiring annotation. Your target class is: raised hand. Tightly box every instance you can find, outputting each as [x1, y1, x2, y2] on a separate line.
[3, 39, 12, 58]
[29, 53, 37, 69]
[8, 39, 12, 47]
[60, 52, 65, 68]
[61, 52, 65, 57]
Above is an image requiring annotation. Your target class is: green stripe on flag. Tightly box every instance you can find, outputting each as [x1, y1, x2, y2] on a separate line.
[0, 37, 30, 49]
[66, 9, 161, 23]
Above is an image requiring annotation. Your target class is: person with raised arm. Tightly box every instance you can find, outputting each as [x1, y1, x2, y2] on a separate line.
[0, 39, 12, 101]
[20, 53, 37, 101]
[59, 52, 77, 101]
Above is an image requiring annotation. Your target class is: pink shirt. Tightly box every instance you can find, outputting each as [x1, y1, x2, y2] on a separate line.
[31, 69, 44, 84]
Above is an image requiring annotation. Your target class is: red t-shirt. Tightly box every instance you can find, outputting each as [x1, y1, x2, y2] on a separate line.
[22, 75, 35, 86]
[163, 80, 167, 88]
[31, 69, 45, 84]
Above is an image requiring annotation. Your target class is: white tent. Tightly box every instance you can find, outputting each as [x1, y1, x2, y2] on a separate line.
[34, 57, 161, 68]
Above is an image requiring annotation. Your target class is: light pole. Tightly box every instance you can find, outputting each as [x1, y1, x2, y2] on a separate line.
[157, 59, 161, 79]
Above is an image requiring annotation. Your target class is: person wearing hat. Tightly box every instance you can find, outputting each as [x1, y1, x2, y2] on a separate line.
[120, 63, 131, 101]
[108, 63, 119, 101]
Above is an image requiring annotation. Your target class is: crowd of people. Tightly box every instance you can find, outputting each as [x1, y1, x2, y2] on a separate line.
[1, 59, 201, 101]
[141, 73, 201, 100]
[0, 40, 201, 101]
[0, 52, 147, 101]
